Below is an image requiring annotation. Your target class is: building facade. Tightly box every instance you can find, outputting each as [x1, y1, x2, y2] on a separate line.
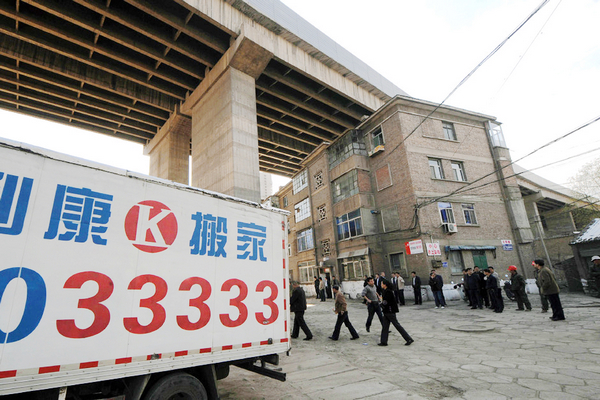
[273, 95, 535, 298]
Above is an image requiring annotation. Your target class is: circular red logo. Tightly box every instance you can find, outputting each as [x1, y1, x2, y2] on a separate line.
[124, 200, 178, 253]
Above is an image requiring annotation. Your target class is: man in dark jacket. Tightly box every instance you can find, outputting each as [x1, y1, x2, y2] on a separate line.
[411, 271, 422, 305]
[533, 266, 549, 313]
[378, 280, 414, 346]
[533, 259, 564, 321]
[509, 265, 532, 311]
[484, 269, 503, 313]
[429, 270, 446, 308]
[290, 281, 312, 340]
[465, 268, 482, 309]
[474, 266, 489, 307]
[314, 276, 320, 299]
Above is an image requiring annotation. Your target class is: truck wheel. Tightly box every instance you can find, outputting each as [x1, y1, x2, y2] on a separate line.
[143, 372, 208, 400]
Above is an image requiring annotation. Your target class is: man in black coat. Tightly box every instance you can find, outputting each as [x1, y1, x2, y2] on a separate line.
[378, 280, 414, 346]
[465, 268, 482, 309]
[290, 281, 313, 340]
[411, 271, 422, 305]
[474, 266, 489, 307]
[313, 276, 320, 299]
[484, 269, 503, 313]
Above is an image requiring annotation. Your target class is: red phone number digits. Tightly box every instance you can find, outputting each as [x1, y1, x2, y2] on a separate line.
[56, 273, 280, 338]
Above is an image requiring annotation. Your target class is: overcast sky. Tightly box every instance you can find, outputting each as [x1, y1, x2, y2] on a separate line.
[1, 0, 599, 193]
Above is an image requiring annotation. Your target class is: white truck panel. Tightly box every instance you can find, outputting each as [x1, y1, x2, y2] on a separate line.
[0, 139, 290, 395]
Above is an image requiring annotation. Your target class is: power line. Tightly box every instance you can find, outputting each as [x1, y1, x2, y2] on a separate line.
[417, 114, 600, 208]
[378, 0, 550, 163]
[433, 144, 600, 199]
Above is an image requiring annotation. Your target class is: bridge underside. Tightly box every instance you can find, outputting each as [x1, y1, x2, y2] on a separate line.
[0, 0, 377, 179]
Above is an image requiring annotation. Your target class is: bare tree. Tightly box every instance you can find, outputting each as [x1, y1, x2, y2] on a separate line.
[569, 157, 600, 229]
[570, 157, 600, 199]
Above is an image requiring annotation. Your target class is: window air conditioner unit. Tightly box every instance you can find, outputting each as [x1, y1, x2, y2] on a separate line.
[368, 145, 385, 157]
[443, 223, 458, 234]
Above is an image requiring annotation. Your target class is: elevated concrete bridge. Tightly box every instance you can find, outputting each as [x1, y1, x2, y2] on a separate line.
[0, 0, 405, 201]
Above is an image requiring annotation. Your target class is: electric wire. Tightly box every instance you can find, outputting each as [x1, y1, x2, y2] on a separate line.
[417, 114, 600, 208]
[378, 0, 550, 164]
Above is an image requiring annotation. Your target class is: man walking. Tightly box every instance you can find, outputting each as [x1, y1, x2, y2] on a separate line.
[508, 265, 532, 311]
[411, 271, 422, 305]
[533, 259, 564, 321]
[429, 270, 446, 308]
[362, 277, 383, 332]
[290, 281, 313, 340]
[329, 285, 360, 340]
[378, 280, 414, 347]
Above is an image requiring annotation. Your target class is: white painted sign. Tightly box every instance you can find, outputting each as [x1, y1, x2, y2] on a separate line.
[426, 242, 442, 256]
[405, 239, 423, 255]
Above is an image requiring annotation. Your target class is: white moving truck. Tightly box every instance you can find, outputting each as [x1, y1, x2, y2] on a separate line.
[0, 139, 290, 399]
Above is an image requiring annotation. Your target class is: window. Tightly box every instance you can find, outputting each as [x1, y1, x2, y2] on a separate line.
[438, 202, 455, 223]
[429, 159, 444, 179]
[371, 127, 384, 147]
[314, 171, 324, 190]
[462, 204, 478, 225]
[294, 198, 311, 222]
[282, 196, 288, 207]
[336, 209, 363, 241]
[451, 161, 467, 181]
[389, 253, 406, 274]
[340, 255, 372, 280]
[298, 261, 318, 283]
[488, 122, 506, 147]
[332, 170, 359, 203]
[293, 169, 308, 194]
[317, 204, 327, 222]
[443, 122, 457, 140]
[297, 228, 314, 252]
[328, 130, 367, 170]
[448, 251, 464, 274]
[321, 239, 331, 256]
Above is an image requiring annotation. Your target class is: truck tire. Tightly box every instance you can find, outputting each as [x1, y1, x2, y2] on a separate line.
[142, 372, 208, 400]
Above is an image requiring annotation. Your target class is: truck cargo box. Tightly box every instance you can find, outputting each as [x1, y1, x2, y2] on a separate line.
[0, 139, 290, 396]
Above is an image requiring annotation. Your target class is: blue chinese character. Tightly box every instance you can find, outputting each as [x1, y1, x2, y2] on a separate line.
[237, 222, 267, 262]
[44, 185, 113, 245]
[190, 212, 227, 257]
[0, 172, 33, 236]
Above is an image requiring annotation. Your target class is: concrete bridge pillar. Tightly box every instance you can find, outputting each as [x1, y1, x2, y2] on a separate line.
[190, 66, 260, 202]
[144, 105, 191, 185]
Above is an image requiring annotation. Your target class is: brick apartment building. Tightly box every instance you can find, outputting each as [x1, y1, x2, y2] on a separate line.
[270, 95, 535, 298]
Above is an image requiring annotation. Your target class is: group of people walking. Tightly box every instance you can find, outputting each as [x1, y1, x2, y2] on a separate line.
[290, 273, 414, 347]
[290, 258, 566, 348]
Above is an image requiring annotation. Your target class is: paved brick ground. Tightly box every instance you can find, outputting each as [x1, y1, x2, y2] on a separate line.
[218, 292, 600, 399]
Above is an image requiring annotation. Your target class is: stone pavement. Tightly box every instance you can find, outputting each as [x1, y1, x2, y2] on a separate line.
[218, 292, 600, 399]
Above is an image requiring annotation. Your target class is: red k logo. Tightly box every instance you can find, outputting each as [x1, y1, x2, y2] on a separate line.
[124, 200, 178, 253]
